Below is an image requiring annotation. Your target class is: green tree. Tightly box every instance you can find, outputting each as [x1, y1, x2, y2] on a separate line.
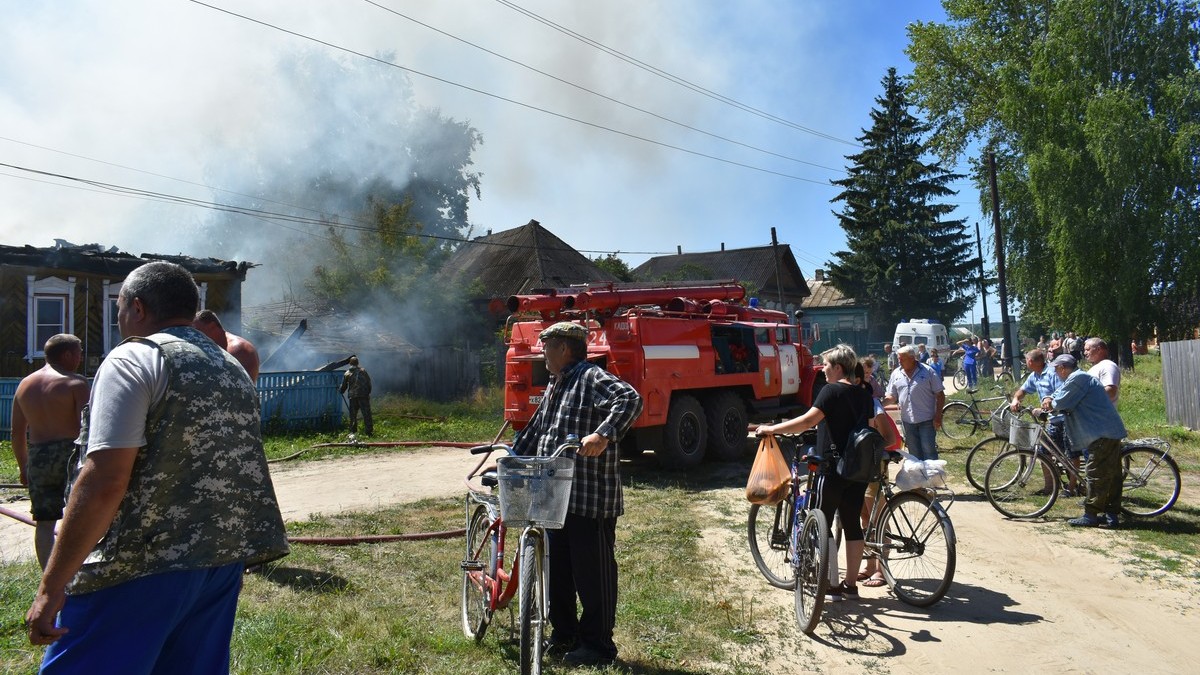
[907, 0, 1200, 347]
[827, 67, 977, 338]
[592, 253, 634, 281]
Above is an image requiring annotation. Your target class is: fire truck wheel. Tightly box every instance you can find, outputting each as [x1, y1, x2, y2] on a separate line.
[704, 391, 750, 461]
[658, 395, 707, 468]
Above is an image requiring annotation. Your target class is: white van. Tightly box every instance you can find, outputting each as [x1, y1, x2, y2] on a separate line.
[892, 319, 950, 353]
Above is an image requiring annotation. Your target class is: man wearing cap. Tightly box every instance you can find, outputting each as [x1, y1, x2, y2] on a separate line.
[513, 321, 643, 668]
[1010, 349, 1075, 495]
[1042, 354, 1128, 528]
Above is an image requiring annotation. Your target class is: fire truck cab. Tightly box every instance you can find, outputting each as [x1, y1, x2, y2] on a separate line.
[502, 281, 816, 468]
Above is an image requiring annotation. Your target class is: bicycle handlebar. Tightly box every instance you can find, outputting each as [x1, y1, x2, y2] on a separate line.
[464, 435, 582, 488]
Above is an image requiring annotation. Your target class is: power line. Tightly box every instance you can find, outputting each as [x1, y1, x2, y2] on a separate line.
[492, 0, 861, 147]
[185, 0, 835, 185]
[359, 0, 849, 174]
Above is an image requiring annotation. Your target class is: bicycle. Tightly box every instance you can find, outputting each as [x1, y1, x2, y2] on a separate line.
[745, 429, 831, 634]
[461, 436, 579, 675]
[941, 383, 1009, 440]
[983, 409, 1181, 519]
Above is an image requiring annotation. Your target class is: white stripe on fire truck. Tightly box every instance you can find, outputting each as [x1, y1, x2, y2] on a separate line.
[643, 345, 700, 360]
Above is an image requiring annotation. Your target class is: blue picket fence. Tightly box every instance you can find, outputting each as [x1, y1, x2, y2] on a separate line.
[1, 371, 343, 441]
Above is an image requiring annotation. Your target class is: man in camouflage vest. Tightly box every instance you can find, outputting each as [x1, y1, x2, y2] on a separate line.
[25, 261, 289, 672]
[339, 356, 373, 435]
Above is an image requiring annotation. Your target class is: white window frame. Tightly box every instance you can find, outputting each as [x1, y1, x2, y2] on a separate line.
[26, 275, 76, 361]
[102, 280, 123, 354]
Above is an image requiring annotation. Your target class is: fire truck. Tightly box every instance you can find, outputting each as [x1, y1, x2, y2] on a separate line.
[501, 281, 817, 467]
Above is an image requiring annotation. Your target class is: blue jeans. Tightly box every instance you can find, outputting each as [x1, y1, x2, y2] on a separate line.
[902, 420, 939, 461]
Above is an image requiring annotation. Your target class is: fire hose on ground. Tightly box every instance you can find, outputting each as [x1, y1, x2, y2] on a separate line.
[2, 431, 510, 546]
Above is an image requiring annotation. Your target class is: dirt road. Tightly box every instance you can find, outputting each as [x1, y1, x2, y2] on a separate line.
[3, 445, 1195, 674]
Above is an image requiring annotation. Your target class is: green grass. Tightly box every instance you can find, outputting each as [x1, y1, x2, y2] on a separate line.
[1, 468, 766, 674]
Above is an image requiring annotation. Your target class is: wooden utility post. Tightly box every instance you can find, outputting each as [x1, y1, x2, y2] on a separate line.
[976, 221, 990, 339]
[771, 227, 785, 312]
[987, 150, 1017, 371]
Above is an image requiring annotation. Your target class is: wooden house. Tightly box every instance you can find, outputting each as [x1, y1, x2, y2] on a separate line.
[0, 242, 254, 378]
[631, 244, 811, 315]
[802, 268, 872, 357]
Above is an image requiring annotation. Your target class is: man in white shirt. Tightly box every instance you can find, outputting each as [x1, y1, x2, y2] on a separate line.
[1084, 338, 1120, 404]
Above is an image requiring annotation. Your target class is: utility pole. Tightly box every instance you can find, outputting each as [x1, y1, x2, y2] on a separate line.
[987, 150, 1016, 371]
[976, 221, 990, 339]
[770, 227, 785, 313]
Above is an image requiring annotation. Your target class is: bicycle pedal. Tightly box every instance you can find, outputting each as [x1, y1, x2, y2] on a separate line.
[460, 560, 485, 572]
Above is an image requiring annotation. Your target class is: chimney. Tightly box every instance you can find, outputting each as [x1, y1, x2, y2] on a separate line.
[677, 245, 682, 255]
[815, 269, 824, 281]
[721, 243, 725, 251]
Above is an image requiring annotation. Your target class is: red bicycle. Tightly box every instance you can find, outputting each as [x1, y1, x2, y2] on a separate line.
[460, 436, 578, 675]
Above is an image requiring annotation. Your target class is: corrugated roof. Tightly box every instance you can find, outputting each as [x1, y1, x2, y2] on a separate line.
[803, 278, 862, 309]
[436, 220, 617, 298]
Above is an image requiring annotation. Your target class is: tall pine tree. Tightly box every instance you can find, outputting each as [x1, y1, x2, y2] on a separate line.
[828, 68, 976, 340]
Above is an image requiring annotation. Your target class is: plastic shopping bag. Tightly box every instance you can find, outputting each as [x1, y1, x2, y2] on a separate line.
[745, 435, 791, 505]
[893, 451, 949, 492]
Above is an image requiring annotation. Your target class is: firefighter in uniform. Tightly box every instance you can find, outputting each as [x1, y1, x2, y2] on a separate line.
[339, 356, 373, 435]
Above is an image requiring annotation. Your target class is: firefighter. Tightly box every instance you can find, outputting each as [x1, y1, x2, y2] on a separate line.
[513, 322, 642, 667]
[339, 356, 373, 435]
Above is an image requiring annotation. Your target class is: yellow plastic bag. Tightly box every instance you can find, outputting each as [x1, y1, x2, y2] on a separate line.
[745, 435, 791, 505]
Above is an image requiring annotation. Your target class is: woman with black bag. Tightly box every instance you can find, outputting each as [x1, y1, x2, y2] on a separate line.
[755, 344, 875, 601]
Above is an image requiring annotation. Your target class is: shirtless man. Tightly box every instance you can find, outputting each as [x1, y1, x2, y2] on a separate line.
[11, 334, 90, 569]
[193, 309, 261, 381]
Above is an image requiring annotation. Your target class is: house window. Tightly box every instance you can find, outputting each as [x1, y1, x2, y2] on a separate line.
[102, 280, 123, 354]
[26, 275, 76, 360]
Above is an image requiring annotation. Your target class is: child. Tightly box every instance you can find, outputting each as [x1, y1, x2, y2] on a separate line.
[929, 349, 944, 379]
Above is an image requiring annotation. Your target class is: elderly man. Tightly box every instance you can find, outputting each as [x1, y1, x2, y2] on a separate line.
[1042, 354, 1127, 528]
[513, 322, 642, 667]
[884, 344, 945, 460]
[1083, 338, 1120, 403]
[1010, 349, 1075, 494]
[10, 334, 90, 569]
[25, 261, 289, 671]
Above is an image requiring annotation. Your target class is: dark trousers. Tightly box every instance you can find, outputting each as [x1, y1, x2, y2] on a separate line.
[348, 397, 373, 434]
[1084, 437, 1124, 516]
[547, 513, 618, 659]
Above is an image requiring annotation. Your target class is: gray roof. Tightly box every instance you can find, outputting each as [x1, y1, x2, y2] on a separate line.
[436, 220, 617, 299]
[803, 278, 863, 309]
[0, 240, 255, 278]
[631, 245, 810, 305]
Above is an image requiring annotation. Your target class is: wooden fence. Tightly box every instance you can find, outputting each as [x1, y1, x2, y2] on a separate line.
[1160, 339, 1200, 431]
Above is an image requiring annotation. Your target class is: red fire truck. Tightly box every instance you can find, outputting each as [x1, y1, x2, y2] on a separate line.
[501, 281, 817, 467]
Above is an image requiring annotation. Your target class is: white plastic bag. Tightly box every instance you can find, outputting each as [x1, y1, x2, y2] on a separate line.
[893, 451, 948, 492]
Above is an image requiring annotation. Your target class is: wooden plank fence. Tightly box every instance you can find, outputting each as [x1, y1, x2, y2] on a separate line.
[1160, 339, 1200, 431]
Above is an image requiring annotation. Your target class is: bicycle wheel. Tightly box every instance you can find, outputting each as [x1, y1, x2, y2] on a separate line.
[748, 495, 796, 590]
[941, 401, 978, 440]
[984, 449, 1058, 518]
[995, 369, 1015, 386]
[518, 531, 545, 675]
[953, 369, 967, 390]
[876, 492, 956, 607]
[1120, 446, 1181, 517]
[793, 510, 829, 635]
[462, 505, 496, 641]
[965, 437, 1012, 492]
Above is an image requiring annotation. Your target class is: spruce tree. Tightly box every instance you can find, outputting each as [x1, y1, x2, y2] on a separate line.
[828, 68, 976, 340]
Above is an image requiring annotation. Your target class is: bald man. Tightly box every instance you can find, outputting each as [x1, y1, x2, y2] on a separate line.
[11, 334, 90, 568]
[193, 309, 260, 381]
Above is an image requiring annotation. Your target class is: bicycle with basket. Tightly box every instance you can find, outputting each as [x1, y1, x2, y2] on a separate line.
[461, 435, 579, 675]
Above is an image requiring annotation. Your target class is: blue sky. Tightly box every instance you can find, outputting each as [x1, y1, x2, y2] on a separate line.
[0, 0, 997, 323]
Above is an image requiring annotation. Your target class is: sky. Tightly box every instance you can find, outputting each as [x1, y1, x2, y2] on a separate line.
[0, 0, 1001, 325]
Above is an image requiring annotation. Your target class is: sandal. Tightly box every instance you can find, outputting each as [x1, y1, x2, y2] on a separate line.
[863, 573, 886, 588]
[856, 571, 872, 582]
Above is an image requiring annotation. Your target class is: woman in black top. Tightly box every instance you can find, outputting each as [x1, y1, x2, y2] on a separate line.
[756, 344, 874, 601]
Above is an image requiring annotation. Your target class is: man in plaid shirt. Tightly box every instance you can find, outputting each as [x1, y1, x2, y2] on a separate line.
[512, 322, 642, 667]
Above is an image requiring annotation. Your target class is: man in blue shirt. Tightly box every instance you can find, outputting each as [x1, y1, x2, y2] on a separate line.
[1010, 349, 1076, 494]
[1042, 354, 1128, 528]
[884, 345, 945, 460]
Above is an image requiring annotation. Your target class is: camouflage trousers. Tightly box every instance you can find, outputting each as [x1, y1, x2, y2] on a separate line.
[1083, 437, 1124, 517]
[27, 438, 76, 521]
[348, 397, 373, 435]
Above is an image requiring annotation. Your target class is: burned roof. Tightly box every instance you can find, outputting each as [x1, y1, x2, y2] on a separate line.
[0, 240, 256, 278]
[435, 220, 617, 298]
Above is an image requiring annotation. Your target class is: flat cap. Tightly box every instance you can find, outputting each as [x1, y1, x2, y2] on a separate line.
[539, 321, 587, 341]
[1050, 354, 1077, 368]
